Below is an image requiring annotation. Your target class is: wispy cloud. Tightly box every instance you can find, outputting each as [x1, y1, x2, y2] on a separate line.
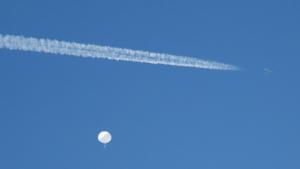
[0, 34, 238, 70]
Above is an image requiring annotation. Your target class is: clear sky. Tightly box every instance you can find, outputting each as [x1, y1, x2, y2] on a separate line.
[0, 0, 299, 169]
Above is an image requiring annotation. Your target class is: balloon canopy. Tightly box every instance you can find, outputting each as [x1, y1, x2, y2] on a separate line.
[98, 131, 112, 144]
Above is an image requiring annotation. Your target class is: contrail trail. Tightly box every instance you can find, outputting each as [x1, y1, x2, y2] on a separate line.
[0, 34, 238, 70]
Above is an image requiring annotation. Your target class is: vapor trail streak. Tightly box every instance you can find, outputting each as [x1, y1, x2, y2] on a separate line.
[0, 34, 238, 70]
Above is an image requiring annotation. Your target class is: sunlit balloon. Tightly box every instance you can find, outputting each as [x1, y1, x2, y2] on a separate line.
[98, 131, 112, 144]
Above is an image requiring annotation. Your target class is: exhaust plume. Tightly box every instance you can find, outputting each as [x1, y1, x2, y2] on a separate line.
[0, 34, 238, 70]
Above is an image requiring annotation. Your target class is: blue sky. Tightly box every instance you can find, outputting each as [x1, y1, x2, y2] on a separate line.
[0, 0, 300, 169]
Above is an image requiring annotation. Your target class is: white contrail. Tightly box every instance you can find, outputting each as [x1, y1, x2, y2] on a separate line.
[0, 34, 238, 70]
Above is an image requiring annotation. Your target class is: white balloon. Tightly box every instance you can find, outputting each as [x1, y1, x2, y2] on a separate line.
[98, 131, 112, 144]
